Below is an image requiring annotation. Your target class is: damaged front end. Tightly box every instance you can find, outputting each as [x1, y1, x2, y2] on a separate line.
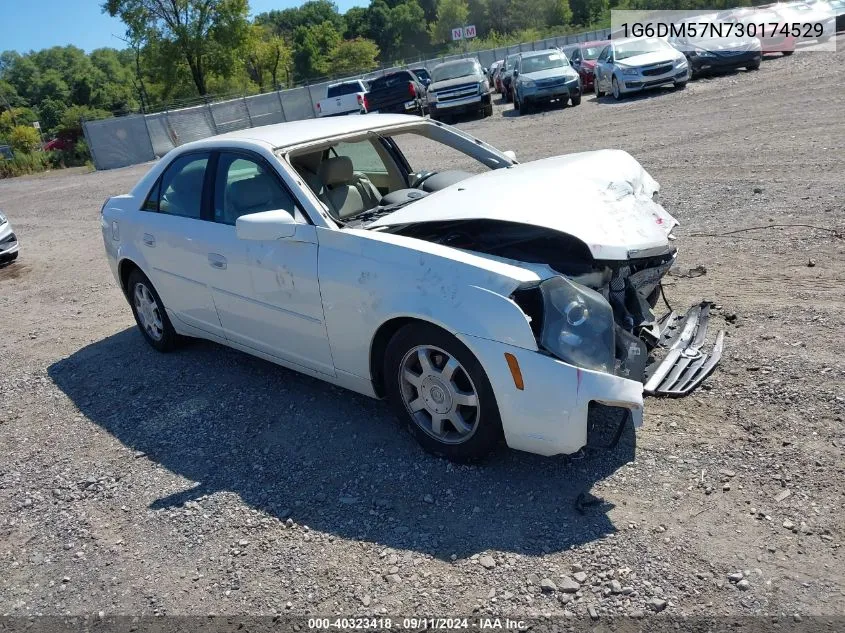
[393, 217, 723, 396]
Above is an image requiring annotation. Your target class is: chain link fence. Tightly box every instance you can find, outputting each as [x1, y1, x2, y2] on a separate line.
[82, 28, 611, 170]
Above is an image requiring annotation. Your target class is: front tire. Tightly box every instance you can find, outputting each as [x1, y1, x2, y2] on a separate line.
[384, 323, 503, 462]
[571, 92, 582, 106]
[595, 77, 605, 98]
[127, 269, 178, 352]
[612, 76, 623, 100]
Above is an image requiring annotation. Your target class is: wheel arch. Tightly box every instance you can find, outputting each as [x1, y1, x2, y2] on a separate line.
[118, 258, 143, 297]
[369, 316, 458, 398]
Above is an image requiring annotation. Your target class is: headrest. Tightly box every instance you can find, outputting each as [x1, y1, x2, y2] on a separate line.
[228, 176, 273, 211]
[318, 156, 353, 187]
[293, 151, 323, 174]
[171, 165, 205, 192]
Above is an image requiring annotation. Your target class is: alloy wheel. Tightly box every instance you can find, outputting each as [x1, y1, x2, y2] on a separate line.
[398, 345, 480, 445]
[134, 281, 164, 341]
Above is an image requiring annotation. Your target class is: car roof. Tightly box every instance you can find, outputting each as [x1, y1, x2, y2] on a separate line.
[519, 48, 562, 57]
[611, 36, 667, 46]
[177, 114, 421, 151]
[433, 58, 479, 69]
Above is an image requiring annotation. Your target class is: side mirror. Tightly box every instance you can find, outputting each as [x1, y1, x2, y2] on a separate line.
[236, 209, 297, 241]
[503, 150, 517, 161]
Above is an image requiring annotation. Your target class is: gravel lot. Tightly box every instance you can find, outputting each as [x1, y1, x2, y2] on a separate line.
[1, 40, 844, 620]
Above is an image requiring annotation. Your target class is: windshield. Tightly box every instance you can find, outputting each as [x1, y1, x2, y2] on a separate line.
[615, 38, 671, 60]
[582, 46, 602, 59]
[520, 52, 567, 73]
[287, 126, 507, 226]
[432, 61, 480, 82]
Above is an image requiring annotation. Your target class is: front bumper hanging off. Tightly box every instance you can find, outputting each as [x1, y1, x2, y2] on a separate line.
[643, 302, 725, 397]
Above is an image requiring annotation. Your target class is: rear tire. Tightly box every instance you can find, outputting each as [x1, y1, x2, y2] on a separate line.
[127, 269, 179, 352]
[384, 323, 503, 462]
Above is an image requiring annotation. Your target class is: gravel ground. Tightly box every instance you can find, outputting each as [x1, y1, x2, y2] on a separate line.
[1, 40, 844, 620]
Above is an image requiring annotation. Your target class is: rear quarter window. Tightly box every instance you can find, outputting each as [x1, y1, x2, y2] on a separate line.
[327, 82, 364, 98]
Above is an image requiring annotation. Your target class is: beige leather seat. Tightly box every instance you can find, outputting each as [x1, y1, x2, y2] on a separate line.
[224, 175, 283, 224]
[317, 156, 382, 219]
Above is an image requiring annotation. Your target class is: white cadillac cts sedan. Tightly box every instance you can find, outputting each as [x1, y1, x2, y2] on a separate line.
[102, 114, 720, 461]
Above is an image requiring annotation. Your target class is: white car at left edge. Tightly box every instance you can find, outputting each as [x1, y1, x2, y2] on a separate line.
[0, 210, 19, 264]
[101, 114, 722, 462]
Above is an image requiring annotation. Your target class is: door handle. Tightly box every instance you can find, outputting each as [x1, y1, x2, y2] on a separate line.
[143, 233, 155, 247]
[208, 253, 227, 270]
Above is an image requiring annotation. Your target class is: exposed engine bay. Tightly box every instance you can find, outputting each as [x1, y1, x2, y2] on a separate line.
[390, 218, 723, 396]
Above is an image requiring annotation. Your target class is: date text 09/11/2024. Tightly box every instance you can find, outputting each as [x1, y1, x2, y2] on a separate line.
[307, 617, 528, 630]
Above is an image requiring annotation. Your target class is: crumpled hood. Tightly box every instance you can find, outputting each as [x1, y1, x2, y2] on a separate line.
[370, 149, 679, 261]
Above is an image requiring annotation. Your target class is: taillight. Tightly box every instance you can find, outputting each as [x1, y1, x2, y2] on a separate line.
[408, 82, 416, 97]
[363, 94, 370, 111]
[357, 93, 363, 105]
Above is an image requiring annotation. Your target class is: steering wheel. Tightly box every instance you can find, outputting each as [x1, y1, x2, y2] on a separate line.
[408, 170, 437, 189]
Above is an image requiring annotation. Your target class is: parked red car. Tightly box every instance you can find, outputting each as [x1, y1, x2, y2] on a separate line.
[44, 135, 77, 152]
[562, 40, 608, 92]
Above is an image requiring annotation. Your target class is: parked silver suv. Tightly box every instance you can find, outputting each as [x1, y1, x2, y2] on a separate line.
[512, 49, 582, 114]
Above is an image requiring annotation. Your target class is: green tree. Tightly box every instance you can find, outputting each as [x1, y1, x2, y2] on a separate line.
[9, 125, 40, 152]
[244, 25, 291, 91]
[57, 105, 113, 137]
[292, 21, 341, 81]
[328, 38, 380, 75]
[256, 0, 344, 39]
[104, 0, 250, 96]
[343, 6, 371, 39]
[569, 0, 607, 25]
[37, 97, 68, 134]
[430, 0, 470, 44]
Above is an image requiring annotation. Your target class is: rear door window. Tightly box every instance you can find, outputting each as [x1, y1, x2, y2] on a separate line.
[145, 153, 210, 219]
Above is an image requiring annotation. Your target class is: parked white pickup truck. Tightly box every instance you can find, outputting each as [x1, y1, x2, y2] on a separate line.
[316, 80, 368, 117]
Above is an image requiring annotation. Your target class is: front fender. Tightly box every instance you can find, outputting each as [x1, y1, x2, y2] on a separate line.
[316, 227, 541, 380]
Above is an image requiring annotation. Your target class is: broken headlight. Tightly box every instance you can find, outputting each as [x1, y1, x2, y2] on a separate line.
[539, 276, 616, 373]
